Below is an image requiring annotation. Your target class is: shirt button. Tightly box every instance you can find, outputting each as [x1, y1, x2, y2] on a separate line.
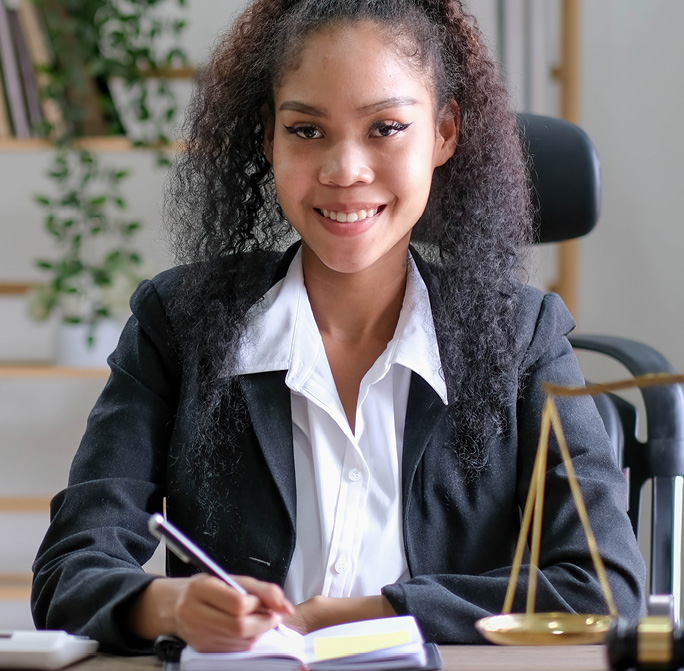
[348, 468, 362, 482]
[334, 557, 348, 574]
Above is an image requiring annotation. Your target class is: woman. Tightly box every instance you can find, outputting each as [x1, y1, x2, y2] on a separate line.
[32, 0, 646, 654]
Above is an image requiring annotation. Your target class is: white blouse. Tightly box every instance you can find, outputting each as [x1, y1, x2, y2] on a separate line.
[234, 250, 447, 604]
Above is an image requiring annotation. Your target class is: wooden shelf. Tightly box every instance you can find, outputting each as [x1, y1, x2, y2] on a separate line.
[0, 136, 171, 152]
[0, 497, 51, 513]
[137, 65, 196, 80]
[0, 572, 32, 600]
[0, 282, 38, 295]
[0, 365, 108, 379]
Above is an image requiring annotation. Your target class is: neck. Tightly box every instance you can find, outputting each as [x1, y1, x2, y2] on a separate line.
[301, 244, 409, 344]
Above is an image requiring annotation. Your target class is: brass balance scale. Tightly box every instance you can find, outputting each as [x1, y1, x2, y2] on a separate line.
[476, 372, 684, 645]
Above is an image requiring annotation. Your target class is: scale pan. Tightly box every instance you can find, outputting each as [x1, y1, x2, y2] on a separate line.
[475, 612, 613, 645]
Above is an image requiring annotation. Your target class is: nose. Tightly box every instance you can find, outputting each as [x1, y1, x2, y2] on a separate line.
[318, 141, 374, 186]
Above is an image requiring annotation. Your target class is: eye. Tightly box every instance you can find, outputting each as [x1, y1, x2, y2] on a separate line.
[369, 121, 413, 138]
[284, 124, 323, 140]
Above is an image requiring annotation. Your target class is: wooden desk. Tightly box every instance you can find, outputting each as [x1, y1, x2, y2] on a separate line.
[72, 645, 608, 670]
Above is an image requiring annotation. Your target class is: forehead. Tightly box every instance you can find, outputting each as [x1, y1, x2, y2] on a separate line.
[273, 21, 435, 110]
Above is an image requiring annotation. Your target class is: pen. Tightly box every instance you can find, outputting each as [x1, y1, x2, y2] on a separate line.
[148, 513, 248, 595]
[148, 513, 292, 633]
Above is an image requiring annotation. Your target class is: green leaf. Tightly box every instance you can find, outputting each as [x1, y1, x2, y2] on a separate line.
[45, 215, 61, 237]
[34, 195, 51, 207]
[61, 192, 80, 208]
[36, 260, 53, 270]
[89, 195, 107, 207]
[165, 47, 185, 66]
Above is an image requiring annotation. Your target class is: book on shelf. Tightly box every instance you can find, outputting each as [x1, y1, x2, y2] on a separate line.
[6, 0, 43, 129]
[0, 62, 12, 138]
[172, 616, 441, 671]
[0, 0, 31, 137]
[16, 0, 63, 135]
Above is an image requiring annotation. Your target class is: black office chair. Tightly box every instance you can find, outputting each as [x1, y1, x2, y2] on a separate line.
[519, 112, 684, 624]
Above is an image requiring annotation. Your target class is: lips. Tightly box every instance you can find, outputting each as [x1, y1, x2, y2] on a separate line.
[313, 204, 385, 237]
[316, 205, 385, 223]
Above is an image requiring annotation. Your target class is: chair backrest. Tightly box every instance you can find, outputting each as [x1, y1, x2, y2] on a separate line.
[518, 112, 684, 623]
[517, 112, 601, 243]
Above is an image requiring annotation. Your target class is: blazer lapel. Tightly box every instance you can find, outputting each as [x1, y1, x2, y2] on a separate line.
[239, 371, 296, 531]
[403, 246, 452, 496]
[402, 372, 449, 499]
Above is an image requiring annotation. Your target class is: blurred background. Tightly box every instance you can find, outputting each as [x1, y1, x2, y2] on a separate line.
[1, 0, 682, 628]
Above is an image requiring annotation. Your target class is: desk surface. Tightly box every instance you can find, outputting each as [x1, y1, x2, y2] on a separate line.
[75, 645, 608, 670]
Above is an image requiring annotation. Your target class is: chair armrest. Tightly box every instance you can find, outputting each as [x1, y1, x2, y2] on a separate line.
[569, 334, 684, 477]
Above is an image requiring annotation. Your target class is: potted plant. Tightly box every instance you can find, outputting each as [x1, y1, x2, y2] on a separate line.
[26, 0, 188, 365]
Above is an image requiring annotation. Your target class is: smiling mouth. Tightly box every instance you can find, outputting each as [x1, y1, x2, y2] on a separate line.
[315, 206, 385, 223]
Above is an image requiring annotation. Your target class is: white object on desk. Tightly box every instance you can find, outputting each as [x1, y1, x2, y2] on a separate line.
[0, 631, 98, 670]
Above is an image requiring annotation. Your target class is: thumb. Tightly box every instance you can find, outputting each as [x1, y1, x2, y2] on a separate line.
[236, 576, 295, 615]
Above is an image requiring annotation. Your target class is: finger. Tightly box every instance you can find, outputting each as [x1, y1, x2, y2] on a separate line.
[234, 576, 295, 615]
[180, 609, 283, 652]
[184, 575, 262, 616]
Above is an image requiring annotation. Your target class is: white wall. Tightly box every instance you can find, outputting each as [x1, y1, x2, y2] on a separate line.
[578, 0, 684, 372]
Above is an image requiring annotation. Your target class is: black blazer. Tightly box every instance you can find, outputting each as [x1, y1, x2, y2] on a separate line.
[31, 249, 646, 654]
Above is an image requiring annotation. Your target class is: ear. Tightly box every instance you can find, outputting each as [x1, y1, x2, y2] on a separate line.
[433, 99, 460, 167]
[262, 104, 275, 164]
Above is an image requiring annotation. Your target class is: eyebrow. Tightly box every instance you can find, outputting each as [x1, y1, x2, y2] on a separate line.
[278, 96, 420, 117]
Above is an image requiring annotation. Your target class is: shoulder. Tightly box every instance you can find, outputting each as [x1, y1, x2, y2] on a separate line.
[131, 247, 294, 315]
[410, 247, 575, 361]
[511, 283, 576, 370]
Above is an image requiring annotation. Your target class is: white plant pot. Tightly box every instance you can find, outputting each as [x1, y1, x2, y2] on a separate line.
[56, 320, 123, 368]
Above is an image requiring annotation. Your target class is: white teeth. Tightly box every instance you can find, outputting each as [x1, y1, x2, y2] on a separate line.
[320, 208, 378, 222]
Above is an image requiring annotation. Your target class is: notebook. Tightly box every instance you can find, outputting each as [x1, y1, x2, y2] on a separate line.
[177, 616, 440, 671]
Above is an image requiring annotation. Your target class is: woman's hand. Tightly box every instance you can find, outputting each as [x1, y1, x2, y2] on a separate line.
[285, 595, 396, 634]
[128, 574, 294, 652]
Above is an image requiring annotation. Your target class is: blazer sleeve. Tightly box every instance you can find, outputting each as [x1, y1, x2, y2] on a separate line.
[382, 290, 647, 643]
[31, 275, 181, 654]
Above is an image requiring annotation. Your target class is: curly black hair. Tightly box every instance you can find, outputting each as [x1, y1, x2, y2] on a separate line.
[165, 0, 532, 510]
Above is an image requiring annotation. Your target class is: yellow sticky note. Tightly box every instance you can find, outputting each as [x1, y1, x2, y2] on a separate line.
[313, 631, 410, 661]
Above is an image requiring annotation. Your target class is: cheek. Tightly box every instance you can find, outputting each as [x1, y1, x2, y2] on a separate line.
[272, 146, 316, 193]
[272, 155, 305, 204]
[391, 145, 438, 197]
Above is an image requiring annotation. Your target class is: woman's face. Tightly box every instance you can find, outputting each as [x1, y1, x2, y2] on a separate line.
[264, 21, 458, 277]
